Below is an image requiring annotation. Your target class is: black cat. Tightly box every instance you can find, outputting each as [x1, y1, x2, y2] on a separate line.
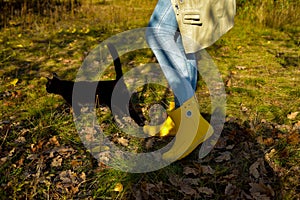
[46, 43, 145, 126]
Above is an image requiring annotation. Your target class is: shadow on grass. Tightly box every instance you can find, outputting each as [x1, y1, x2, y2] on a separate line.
[124, 118, 284, 199]
[2, 101, 299, 199]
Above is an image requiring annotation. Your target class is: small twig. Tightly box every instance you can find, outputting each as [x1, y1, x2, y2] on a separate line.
[0, 125, 10, 147]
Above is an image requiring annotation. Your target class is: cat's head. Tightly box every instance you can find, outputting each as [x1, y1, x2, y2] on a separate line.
[46, 73, 61, 93]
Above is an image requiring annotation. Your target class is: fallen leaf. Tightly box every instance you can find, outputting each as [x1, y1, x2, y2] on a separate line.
[226, 78, 232, 87]
[37, 140, 44, 151]
[59, 170, 79, 186]
[235, 66, 247, 70]
[294, 121, 300, 128]
[71, 160, 82, 168]
[15, 136, 26, 144]
[225, 183, 237, 196]
[183, 167, 200, 176]
[223, 173, 237, 180]
[287, 132, 300, 145]
[215, 151, 231, 162]
[287, 112, 299, 120]
[59, 171, 72, 185]
[145, 138, 154, 150]
[265, 137, 274, 146]
[249, 159, 264, 179]
[51, 156, 63, 167]
[49, 136, 60, 146]
[256, 136, 274, 146]
[183, 178, 200, 186]
[71, 186, 79, 194]
[249, 182, 275, 197]
[201, 165, 215, 175]
[256, 135, 264, 144]
[249, 158, 267, 178]
[8, 148, 15, 157]
[141, 182, 156, 195]
[114, 183, 123, 192]
[214, 137, 228, 149]
[168, 175, 182, 187]
[0, 157, 8, 165]
[80, 172, 86, 182]
[17, 157, 24, 167]
[180, 184, 197, 196]
[226, 144, 235, 150]
[198, 187, 214, 195]
[117, 137, 129, 147]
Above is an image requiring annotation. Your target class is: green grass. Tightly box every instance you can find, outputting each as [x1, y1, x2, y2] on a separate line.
[1, 0, 300, 199]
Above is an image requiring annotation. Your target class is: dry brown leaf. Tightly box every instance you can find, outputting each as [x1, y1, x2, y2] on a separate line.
[71, 186, 79, 194]
[287, 112, 299, 120]
[201, 165, 215, 175]
[168, 175, 182, 187]
[31, 141, 44, 152]
[226, 144, 235, 150]
[256, 136, 264, 145]
[215, 151, 231, 162]
[49, 146, 76, 159]
[8, 148, 15, 157]
[198, 187, 214, 195]
[60, 173, 72, 185]
[141, 182, 156, 195]
[214, 137, 228, 149]
[180, 184, 197, 196]
[145, 138, 154, 150]
[225, 183, 237, 196]
[263, 137, 274, 146]
[226, 78, 232, 87]
[183, 178, 200, 186]
[71, 159, 82, 168]
[235, 65, 247, 70]
[287, 132, 300, 145]
[59, 170, 80, 187]
[49, 136, 60, 146]
[249, 182, 275, 197]
[80, 172, 86, 182]
[143, 182, 156, 190]
[0, 157, 8, 165]
[250, 159, 261, 179]
[37, 140, 45, 149]
[183, 167, 200, 176]
[294, 120, 300, 129]
[117, 137, 129, 147]
[222, 174, 236, 180]
[51, 156, 63, 167]
[256, 136, 274, 146]
[240, 190, 253, 199]
[251, 193, 271, 200]
[15, 136, 26, 143]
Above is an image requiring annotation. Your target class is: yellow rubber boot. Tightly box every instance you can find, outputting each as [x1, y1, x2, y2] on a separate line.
[162, 97, 214, 161]
[143, 102, 177, 137]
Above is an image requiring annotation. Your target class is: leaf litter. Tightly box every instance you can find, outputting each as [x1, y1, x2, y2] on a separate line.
[1, 111, 299, 199]
[127, 117, 299, 199]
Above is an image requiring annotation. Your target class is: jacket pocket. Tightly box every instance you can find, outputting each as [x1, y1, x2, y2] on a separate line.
[181, 10, 202, 26]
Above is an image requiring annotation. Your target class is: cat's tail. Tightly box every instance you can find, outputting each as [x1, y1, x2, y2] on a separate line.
[107, 43, 123, 81]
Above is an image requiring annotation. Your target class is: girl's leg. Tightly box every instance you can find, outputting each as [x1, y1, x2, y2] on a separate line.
[146, 0, 197, 107]
[175, 35, 198, 92]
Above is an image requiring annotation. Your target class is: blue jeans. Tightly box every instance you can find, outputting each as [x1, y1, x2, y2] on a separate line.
[146, 0, 197, 107]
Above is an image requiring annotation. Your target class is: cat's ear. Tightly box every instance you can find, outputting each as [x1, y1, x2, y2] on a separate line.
[46, 76, 51, 81]
[52, 72, 59, 79]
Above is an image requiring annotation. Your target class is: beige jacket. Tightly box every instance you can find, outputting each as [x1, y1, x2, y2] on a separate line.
[171, 0, 236, 53]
